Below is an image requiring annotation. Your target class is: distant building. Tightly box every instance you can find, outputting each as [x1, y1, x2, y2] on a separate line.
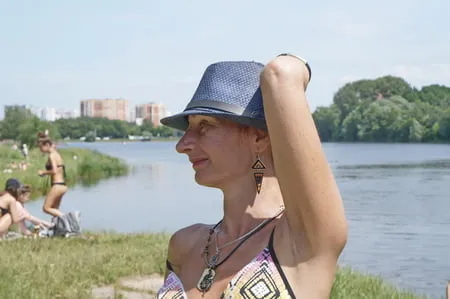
[129, 108, 136, 123]
[4, 104, 28, 115]
[28, 106, 43, 119]
[37, 107, 78, 121]
[80, 99, 128, 121]
[3, 105, 33, 120]
[135, 103, 166, 127]
[41, 107, 56, 121]
[55, 108, 79, 120]
[4, 104, 79, 122]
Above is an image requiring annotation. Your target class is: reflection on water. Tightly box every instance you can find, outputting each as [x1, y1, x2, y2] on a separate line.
[338, 159, 450, 169]
[130, 163, 163, 188]
[24, 141, 449, 298]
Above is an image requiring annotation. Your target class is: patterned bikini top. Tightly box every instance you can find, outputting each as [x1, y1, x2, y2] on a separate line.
[157, 228, 295, 298]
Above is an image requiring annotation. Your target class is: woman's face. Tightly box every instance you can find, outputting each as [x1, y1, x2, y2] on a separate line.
[38, 142, 50, 153]
[176, 115, 256, 189]
[17, 192, 30, 203]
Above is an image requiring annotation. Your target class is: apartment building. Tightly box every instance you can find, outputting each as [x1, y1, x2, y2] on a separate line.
[135, 102, 166, 127]
[80, 99, 128, 121]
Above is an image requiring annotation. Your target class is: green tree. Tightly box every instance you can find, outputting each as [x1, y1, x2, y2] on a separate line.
[315, 75, 450, 143]
[53, 116, 176, 140]
[438, 112, 450, 140]
[85, 131, 96, 142]
[417, 84, 450, 107]
[16, 117, 60, 148]
[333, 76, 416, 122]
[1, 106, 34, 140]
[142, 130, 152, 141]
[312, 105, 341, 141]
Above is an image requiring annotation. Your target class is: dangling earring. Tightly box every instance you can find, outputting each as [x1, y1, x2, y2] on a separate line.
[251, 153, 266, 194]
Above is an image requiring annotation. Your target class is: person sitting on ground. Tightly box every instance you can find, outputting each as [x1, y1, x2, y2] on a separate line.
[14, 185, 53, 236]
[0, 178, 30, 237]
[157, 55, 347, 298]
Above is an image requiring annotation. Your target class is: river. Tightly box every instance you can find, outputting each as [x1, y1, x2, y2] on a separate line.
[25, 141, 449, 298]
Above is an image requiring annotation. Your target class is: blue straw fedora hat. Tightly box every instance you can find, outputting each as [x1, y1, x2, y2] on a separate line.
[160, 61, 268, 131]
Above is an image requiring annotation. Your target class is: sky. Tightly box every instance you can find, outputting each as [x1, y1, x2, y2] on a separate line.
[1, 0, 449, 119]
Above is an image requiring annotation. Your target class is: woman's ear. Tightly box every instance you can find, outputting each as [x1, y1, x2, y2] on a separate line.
[253, 128, 271, 153]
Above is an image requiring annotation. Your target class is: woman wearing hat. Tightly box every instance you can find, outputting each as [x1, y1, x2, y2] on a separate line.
[157, 54, 347, 298]
[0, 178, 32, 236]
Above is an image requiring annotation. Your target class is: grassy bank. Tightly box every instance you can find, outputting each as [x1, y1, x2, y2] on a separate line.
[0, 233, 427, 299]
[0, 144, 129, 199]
[0, 233, 169, 299]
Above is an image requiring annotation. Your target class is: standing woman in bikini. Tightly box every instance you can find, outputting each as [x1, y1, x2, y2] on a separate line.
[37, 132, 67, 218]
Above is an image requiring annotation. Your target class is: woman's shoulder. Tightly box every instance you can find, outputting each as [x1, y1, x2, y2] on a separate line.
[0, 193, 14, 204]
[169, 223, 212, 249]
[49, 151, 63, 163]
[50, 150, 62, 158]
[167, 223, 214, 265]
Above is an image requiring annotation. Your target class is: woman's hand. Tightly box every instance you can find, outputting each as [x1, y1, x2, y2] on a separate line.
[38, 170, 45, 177]
[274, 54, 311, 90]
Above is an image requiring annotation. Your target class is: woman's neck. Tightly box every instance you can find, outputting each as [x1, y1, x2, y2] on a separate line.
[220, 176, 284, 239]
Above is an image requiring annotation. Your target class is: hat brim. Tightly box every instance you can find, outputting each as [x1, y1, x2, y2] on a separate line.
[160, 107, 267, 132]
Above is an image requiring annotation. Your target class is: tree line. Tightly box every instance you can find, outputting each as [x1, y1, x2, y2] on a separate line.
[0, 108, 179, 148]
[2, 75, 449, 146]
[312, 75, 450, 142]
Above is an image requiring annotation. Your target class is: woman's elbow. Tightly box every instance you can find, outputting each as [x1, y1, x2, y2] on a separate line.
[327, 219, 349, 256]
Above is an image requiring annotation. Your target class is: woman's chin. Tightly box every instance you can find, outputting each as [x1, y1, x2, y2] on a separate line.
[194, 171, 219, 188]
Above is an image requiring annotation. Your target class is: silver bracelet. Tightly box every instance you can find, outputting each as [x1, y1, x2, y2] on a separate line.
[277, 53, 312, 82]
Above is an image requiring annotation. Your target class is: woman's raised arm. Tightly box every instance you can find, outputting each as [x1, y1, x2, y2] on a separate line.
[260, 54, 347, 258]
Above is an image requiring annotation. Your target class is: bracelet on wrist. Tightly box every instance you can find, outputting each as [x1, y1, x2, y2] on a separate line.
[277, 53, 312, 83]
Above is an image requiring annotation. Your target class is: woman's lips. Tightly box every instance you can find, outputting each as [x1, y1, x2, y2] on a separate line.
[191, 158, 208, 169]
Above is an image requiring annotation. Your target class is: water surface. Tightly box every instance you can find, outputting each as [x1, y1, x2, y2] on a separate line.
[25, 142, 450, 298]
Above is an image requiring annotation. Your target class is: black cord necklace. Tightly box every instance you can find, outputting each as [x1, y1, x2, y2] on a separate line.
[196, 207, 284, 294]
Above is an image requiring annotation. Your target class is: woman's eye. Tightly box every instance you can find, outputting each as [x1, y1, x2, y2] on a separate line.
[199, 122, 212, 134]
[199, 124, 207, 132]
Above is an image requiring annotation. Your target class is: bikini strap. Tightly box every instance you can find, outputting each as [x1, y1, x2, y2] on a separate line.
[268, 226, 276, 249]
[267, 225, 296, 298]
[166, 259, 174, 271]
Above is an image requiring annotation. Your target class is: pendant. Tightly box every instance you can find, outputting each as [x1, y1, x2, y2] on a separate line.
[197, 267, 216, 293]
[209, 253, 220, 265]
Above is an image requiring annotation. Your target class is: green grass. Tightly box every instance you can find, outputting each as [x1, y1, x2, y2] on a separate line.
[0, 233, 426, 299]
[0, 144, 129, 199]
[0, 232, 169, 299]
[331, 267, 427, 299]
